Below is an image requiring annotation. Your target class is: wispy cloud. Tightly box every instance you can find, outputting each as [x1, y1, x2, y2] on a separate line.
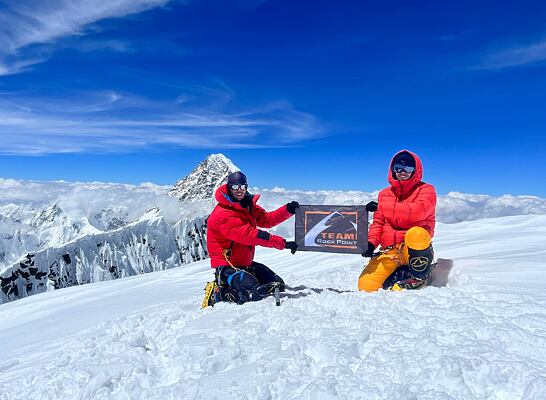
[61, 39, 136, 54]
[473, 39, 546, 70]
[0, 86, 325, 154]
[0, 0, 173, 75]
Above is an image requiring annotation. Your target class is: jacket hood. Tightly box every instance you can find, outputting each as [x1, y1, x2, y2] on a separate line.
[387, 150, 424, 197]
[215, 184, 260, 210]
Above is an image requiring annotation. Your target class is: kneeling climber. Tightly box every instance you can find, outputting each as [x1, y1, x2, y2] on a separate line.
[358, 150, 437, 291]
[202, 171, 299, 307]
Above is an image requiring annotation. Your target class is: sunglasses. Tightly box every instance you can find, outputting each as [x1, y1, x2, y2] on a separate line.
[393, 163, 415, 174]
[230, 184, 248, 191]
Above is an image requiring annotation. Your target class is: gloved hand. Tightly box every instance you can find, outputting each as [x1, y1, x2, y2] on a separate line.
[365, 201, 378, 213]
[286, 201, 300, 214]
[284, 241, 298, 254]
[361, 241, 376, 258]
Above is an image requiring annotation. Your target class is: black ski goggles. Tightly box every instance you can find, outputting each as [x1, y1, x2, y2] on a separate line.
[393, 163, 415, 174]
[229, 184, 248, 191]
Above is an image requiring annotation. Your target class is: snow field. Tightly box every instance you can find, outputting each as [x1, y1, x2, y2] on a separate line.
[1, 215, 546, 399]
[2, 267, 545, 399]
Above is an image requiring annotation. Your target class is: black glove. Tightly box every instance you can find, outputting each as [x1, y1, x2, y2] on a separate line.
[286, 201, 300, 214]
[365, 201, 378, 213]
[361, 241, 376, 258]
[284, 241, 298, 254]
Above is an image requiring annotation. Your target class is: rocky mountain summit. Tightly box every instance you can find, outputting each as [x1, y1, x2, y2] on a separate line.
[169, 153, 239, 201]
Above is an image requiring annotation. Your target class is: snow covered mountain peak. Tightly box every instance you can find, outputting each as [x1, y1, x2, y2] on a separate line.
[138, 207, 161, 221]
[30, 203, 65, 228]
[169, 153, 240, 201]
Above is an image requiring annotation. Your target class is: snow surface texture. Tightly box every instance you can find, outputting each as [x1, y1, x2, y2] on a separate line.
[0, 215, 545, 399]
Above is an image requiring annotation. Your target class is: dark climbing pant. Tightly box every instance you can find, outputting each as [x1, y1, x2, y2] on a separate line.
[214, 262, 285, 304]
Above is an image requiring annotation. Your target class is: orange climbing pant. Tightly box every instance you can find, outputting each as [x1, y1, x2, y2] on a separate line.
[358, 226, 432, 292]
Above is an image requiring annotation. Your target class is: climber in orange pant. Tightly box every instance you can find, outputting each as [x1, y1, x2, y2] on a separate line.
[358, 150, 437, 291]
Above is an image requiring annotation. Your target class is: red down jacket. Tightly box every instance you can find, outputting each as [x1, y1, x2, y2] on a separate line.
[368, 150, 437, 249]
[207, 184, 292, 268]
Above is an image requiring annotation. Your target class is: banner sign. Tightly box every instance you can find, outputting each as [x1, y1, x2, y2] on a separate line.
[295, 205, 368, 254]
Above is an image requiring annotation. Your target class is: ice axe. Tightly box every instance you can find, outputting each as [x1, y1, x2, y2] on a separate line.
[274, 286, 281, 306]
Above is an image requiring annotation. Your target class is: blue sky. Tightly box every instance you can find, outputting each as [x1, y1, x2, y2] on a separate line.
[0, 0, 545, 196]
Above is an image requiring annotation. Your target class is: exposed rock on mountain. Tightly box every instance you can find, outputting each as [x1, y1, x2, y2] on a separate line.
[0, 214, 209, 303]
[175, 216, 208, 264]
[169, 153, 239, 201]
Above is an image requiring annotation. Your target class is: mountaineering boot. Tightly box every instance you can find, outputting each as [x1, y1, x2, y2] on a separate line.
[256, 281, 282, 296]
[383, 265, 412, 290]
[384, 264, 431, 291]
[201, 281, 219, 308]
[391, 277, 428, 291]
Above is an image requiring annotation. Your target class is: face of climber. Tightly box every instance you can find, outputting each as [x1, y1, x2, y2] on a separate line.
[394, 164, 414, 181]
[229, 183, 247, 201]
[392, 153, 415, 181]
[226, 171, 248, 201]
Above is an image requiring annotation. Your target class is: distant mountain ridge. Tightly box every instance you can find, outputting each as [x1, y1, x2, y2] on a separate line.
[0, 202, 99, 268]
[0, 155, 234, 303]
[0, 153, 238, 303]
[0, 214, 207, 303]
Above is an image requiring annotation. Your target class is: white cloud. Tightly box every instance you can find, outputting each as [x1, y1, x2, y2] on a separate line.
[473, 39, 546, 70]
[0, 89, 325, 154]
[0, 0, 173, 75]
[62, 39, 136, 54]
[0, 56, 47, 76]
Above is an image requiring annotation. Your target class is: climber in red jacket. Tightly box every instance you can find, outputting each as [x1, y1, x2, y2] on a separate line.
[358, 150, 437, 292]
[202, 171, 299, 307]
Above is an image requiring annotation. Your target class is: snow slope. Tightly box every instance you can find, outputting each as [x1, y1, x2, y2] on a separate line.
[0, 214, 545, 399]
